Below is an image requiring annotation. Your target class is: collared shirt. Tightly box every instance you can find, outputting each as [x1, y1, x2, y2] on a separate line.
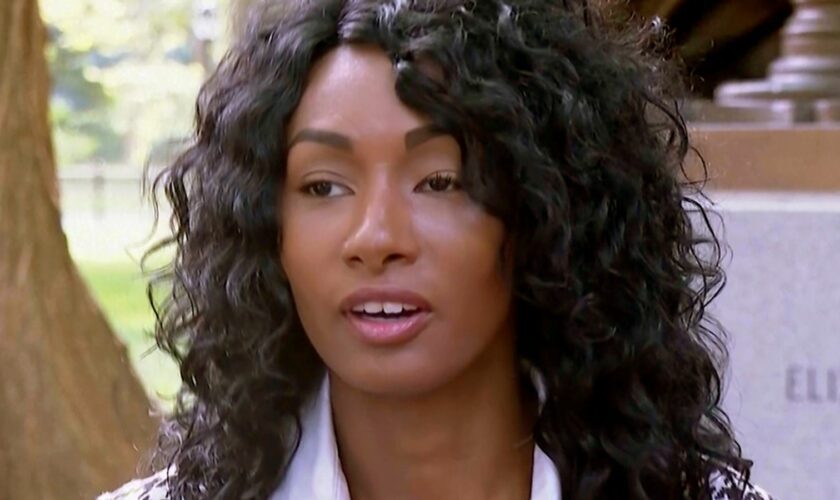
[270, 375, 562, 500]
[98, 377, 774, 500]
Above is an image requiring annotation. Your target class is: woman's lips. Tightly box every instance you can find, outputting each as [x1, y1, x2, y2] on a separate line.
[344, 310, 432, 346]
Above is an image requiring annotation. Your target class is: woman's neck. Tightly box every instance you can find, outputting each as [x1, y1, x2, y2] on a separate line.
[329, 335, 537, 500]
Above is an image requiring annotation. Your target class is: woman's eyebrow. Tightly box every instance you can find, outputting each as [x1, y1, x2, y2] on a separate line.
[404, 124, 446, 150]
[288, 129, 353, 151]
[287, 124, 445, 152]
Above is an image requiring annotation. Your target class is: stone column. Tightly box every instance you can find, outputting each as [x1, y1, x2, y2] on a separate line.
[713, 0, 840, 123]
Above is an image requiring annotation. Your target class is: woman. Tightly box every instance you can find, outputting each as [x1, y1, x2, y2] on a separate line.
[102, 0, 773, 498]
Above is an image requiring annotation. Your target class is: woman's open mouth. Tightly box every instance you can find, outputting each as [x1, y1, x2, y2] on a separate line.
[346, 303, 432, 346]
[341, 291, 433, 345]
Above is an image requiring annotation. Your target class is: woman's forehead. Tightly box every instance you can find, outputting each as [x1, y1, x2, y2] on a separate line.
[286, 44, 430, 142]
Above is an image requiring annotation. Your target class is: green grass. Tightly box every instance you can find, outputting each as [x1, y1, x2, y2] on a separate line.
[76, 259, 181, 411]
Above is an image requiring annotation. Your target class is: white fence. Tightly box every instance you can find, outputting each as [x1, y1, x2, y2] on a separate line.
[58, 165, 169, 261]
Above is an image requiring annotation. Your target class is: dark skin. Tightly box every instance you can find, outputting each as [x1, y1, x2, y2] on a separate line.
[279, 45, 535, 500]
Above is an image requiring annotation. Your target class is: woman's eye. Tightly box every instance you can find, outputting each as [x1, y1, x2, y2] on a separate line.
[302, 180, 351, 198]
[418, 172, 461, 193]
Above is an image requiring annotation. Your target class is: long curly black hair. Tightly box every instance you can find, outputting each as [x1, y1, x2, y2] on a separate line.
[145, 0, 751, 498]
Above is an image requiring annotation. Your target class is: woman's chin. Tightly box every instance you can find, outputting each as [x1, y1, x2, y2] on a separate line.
[329, 360, 464, 399]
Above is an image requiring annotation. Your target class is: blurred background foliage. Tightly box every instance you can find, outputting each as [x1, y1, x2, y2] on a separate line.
[42, 0, 235, 410]
[42, 0, 230, 168]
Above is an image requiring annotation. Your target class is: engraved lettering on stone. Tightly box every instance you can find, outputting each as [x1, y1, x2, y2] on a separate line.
[785, 365, 840, 403]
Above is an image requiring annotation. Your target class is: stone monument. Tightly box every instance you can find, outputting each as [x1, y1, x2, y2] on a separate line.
[712, 0, 840, 123]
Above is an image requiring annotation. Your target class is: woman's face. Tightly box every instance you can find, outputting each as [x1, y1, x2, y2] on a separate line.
[279, 44, 515, 396]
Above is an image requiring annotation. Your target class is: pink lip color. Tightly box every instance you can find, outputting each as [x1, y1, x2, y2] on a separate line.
[344, 310, 432, 346]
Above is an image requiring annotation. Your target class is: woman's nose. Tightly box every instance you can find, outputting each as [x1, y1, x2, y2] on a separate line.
[340, 182, 419, 273]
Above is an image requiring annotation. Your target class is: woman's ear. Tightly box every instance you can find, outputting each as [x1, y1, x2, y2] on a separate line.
[275, 222, 289, 284]
[276, 241, 290, 284]
[498, 232, 516, 282]
[275, 177, 287, 281]
[277, 259, 289, 284]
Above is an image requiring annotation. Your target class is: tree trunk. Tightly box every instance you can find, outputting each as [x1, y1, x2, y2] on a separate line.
[0, 1, 157, 499]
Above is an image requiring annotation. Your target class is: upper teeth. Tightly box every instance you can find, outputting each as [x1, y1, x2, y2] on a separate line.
[352, 302, 419, 315]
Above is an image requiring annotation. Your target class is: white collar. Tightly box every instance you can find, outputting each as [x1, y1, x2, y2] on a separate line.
[270, 375, 561, 500]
